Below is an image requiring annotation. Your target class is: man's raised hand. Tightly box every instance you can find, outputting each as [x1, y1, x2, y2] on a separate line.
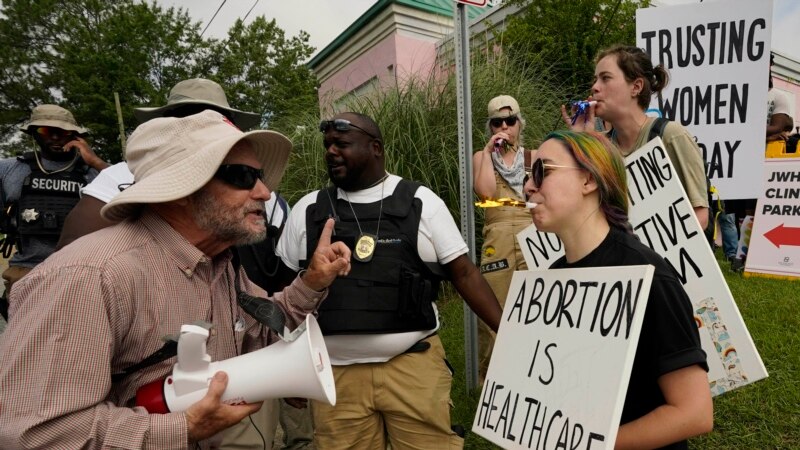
[301, 218, 351, 291]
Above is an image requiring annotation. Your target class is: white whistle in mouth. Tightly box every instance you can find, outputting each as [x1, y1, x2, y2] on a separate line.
[526, 202, 538, 209]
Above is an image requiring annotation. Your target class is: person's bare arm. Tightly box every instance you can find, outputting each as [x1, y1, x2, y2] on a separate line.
[767, 113, 793, 140]
[694, 206, 709, 231]
[443, 254, 501, 332]
[614, 364, 713, 450]
[56, 196, 115, 250]
[66, 137, 110, 171]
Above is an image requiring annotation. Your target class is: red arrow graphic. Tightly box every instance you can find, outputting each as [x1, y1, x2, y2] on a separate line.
[764, 224, 800, 248]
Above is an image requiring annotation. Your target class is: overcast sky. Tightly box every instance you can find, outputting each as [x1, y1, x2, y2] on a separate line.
[161, 0, 799, 62]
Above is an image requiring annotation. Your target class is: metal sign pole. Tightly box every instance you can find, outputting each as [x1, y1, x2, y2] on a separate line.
[454, 1, 479, 392]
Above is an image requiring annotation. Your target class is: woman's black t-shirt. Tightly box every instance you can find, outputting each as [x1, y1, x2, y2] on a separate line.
[550, 227, 708, 450]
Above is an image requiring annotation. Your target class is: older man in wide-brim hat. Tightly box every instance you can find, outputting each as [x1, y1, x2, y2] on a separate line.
[57, 78, 280, 249]
[0, 110, 351, 449]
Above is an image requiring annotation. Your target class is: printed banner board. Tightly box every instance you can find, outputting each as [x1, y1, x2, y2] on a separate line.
[517, 226, 563, 270]
[517, 138, 767, 394]
[744, 157, 800, 278]
[626, 138, 767, 393]
[472, 265, 654, 450]
[636, 0, 773, 200]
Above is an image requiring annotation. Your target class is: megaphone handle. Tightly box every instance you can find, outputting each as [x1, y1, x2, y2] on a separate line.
[177, 325, 211, 372]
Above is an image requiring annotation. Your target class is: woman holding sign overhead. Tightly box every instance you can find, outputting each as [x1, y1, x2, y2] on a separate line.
[523, 130, 712, 449]
[563, 45, 710, 231]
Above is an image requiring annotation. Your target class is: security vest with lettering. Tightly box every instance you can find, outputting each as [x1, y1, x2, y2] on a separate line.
[302, 180, 443, 335]
[17, 152, 88, 237]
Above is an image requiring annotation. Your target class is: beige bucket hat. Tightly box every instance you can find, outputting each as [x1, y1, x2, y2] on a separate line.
[487, 95, 520, 119]
[101, 110, 291, 222]
[134, 78, 262, 130]
[20, 104, 88, 134]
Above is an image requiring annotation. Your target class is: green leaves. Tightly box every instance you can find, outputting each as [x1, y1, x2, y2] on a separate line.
[207, 17, 318, 134]
[0, 0, 318, 160]
[502, 0, 649, 101]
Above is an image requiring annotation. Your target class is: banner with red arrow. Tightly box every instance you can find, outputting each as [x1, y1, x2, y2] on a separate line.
[746, 158, 800, 279]
[764, 224, 800, 249]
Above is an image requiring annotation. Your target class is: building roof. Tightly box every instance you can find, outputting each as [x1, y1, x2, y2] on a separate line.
[309, 0, 487, 69]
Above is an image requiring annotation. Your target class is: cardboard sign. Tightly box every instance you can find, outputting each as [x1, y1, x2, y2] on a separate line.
[636, 0, 773, 200]
[517, 226, 563, 269]
[472, 266, 654, 450]
[517, 138, 767, 394]
[625, 138, 766, 394]
[744, 157, 800, 279]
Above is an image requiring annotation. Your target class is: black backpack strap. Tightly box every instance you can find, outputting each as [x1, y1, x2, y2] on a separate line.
[648, 117, 669, 142]
[111, 339, 178, 383]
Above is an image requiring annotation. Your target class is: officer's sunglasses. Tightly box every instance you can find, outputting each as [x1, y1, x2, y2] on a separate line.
[35, 126, 77, 141]
[319, 119, 378, 139]
[214, 164, 265, 190]
[489, 116, 518, 128]
[524, 158, 582, 189]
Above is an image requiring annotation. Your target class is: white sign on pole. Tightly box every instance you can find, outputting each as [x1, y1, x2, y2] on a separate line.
[744, 157, 800, 278]
[472, 266, 654, 450]
[517, 138, 768, 394]
[626, 138, 767, 394]
[636, 0, 773, 200]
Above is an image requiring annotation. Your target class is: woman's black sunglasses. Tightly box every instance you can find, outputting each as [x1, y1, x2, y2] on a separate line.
[214, 164, 264, 190]
[523, 159, 581, 189]
[319, 119, 378, 139]
[489, 116, 518, 128]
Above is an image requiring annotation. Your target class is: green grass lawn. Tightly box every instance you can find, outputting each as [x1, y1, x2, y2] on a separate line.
[439, 250, 799, 449]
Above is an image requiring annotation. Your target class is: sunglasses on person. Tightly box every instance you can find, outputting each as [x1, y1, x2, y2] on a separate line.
[35, 126, 78, 141]
[214, 164, 265, 190]
[489, 116, 518, 128]
[524, 158, 582, 189]
[319, 119, 378, 139]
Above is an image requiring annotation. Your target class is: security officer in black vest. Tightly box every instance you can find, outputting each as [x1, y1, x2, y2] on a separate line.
[0, 104, 108, 319]
[276, 112, 502, 448]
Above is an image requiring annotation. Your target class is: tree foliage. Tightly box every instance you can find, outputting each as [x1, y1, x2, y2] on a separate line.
[501, 0, 649, 101]
[206, 16, 318, 136]
[0, 0, 318, 161]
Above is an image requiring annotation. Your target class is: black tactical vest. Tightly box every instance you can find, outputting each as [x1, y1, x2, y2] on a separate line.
[16, 152, 88, 237]
[303, 180, 443, 335]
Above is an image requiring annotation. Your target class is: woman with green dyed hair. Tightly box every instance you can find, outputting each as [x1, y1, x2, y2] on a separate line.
[523, 130, 713, 450]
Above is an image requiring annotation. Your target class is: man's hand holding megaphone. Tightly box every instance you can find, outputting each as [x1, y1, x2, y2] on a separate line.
[185, 372, 261, 442]
[300, 218, 352, 290]
[179, 218, 349, 442]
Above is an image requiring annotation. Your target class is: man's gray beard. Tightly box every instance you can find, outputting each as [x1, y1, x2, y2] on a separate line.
[190, 189, 267, 246]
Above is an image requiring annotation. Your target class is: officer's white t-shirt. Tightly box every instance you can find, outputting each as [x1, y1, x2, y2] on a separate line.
[276, 174, 468, 365]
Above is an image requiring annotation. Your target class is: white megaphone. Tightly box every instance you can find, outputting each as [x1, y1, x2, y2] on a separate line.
[136, 314, 335, 413]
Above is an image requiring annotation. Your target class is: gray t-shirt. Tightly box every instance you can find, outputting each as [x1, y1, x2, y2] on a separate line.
[0, 154, 98, 267]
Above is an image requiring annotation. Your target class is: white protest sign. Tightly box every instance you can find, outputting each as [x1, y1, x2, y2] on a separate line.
[744, 157, 800, 279]
[517, 225, 563, 269]
[517, 138, 768, 394]
[627, 138, 767, 394]
[636, 0, 773, 200]
[472, 266, 654, 450]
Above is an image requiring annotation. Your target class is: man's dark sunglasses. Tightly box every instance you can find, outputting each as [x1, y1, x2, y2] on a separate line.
[319, 119, 378, 139]
[35, 126, 77, 141]
[489, 116, 518, 128]
[214, 164, 264, 190]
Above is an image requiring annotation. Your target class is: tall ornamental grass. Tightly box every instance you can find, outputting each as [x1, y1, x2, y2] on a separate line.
[279, 52, 567, 221]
